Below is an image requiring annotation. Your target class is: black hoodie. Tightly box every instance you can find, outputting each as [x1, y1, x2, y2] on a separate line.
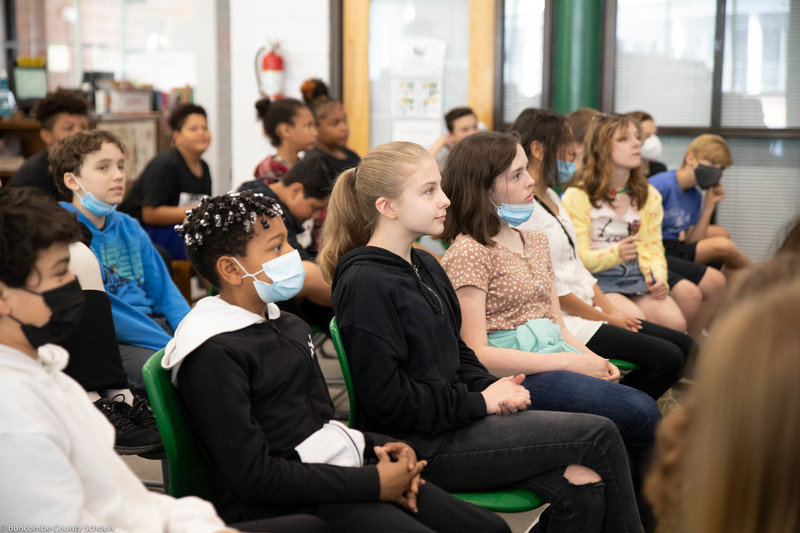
[331, 246, 497, 457]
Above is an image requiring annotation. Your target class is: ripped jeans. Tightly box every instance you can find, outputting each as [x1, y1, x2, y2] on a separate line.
[414, 411, 644, 533]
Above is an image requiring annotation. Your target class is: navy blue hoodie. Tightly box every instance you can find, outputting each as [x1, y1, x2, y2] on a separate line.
[331, 246, 497, 457]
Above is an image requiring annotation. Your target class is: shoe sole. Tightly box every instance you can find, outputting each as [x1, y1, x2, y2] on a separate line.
[115, 442, 164, 455]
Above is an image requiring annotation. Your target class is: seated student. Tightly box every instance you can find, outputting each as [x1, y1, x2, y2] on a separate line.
[635, 133, 728, 339]
[645, 256, 800, 533]
[6, 88, 89, 200]
[439, 131, 661, 509]
[300, 78, 361, 252]
[162, 191, 507, 533]
[625, 111, 667, 178]
[120, 103, 212, 260]
[510, 109, 693, 395]
[427, 107, 480, 170]
[239, 154, 334, 325]
[566, 107, 600, 173]
[51, 130, 190, 396]
[253, 97, 317, 183]
[320, 142, 645, 533]
[561, 113, 688, 333]
[0, 187, 335, 533]
[65, 240, 162, 455]
[300, 78, 361, 177]
[649, 134, 751, 279]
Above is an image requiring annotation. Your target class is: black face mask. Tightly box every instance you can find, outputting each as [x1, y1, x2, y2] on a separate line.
[695, 164, 723, 190]
[7, 279, 85, 349]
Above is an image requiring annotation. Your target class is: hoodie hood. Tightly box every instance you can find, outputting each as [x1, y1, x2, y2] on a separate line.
[162, 296, 280, 385]
[332, 246, 445, 317]
[331, 246, 419, 291]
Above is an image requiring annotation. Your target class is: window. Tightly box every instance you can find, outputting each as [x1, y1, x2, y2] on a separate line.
[503, 0, 546, 123]
[613, 0, 800, 260]
[615, 0, 717, 126]
[4, 0, 198, 93]
[721, 0, 800, 128]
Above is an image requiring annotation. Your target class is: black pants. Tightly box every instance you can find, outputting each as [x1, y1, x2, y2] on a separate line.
[586, 321, 694, 400]
[62, 290, 128, 392]
[248, 483, 508, 533]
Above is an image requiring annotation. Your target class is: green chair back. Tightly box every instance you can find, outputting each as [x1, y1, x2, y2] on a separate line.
[142, 349, 214, 501]
[329, 317, 359, 427]
[327, 317, 545, 513]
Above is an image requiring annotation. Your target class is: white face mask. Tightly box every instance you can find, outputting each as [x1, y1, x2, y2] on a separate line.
[640, 135, 663, 161]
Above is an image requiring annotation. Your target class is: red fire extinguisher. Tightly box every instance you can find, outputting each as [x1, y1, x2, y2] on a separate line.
[255, 40, 284, 100]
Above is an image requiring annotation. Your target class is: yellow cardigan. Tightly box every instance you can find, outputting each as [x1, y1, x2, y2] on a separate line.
[561, 185, 669, 287]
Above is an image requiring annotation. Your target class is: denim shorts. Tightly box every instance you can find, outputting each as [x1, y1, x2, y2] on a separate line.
[593, 259, 649, 295]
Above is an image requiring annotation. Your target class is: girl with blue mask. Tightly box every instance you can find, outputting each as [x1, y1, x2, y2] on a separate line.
[440, 131, 660, 522]
[510, 109, 691, 404]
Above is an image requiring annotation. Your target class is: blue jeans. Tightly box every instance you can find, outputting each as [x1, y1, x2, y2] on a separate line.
[521, 371, 660, 488]
[416, 411, 644, 533]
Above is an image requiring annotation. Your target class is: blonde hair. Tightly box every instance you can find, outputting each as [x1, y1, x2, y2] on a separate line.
[687, 280, 800, 533]
[647, 267, 800, 533]
[317, 141, 432, 282]
[682, 134, 733, 168]
[569, 114, 649, 208]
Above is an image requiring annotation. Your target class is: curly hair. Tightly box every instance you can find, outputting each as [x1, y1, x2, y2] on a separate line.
[180, 190, 284, 286]
[32, 89, 90, 130]
[568, 113, 649, 209]
[168, 103, 207, 132]
[49, 130, 126, 202]
[0, 188, 82, 288]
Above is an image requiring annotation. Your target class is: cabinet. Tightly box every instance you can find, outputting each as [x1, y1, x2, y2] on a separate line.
[0, 119, 46, 185]
[0, 113, 168, 187]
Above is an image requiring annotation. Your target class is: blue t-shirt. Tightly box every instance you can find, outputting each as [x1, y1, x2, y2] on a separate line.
[650, 170, 702, 240]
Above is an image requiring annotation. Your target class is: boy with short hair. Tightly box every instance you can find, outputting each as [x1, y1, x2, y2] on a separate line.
[0, 187, 230, 531]
[650, 134, 751, 276]
[6, 88, 89, 200]
[428, 106, 479, 170]
[162, 190, 507, 532]
[51, 130, 190, 395]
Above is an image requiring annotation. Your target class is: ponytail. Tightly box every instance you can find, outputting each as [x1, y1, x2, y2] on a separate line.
[318, 168, 370, 282]
[318, 141, 431, 282]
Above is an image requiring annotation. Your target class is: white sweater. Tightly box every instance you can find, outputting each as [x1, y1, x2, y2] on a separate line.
[0, 343, 226, 532]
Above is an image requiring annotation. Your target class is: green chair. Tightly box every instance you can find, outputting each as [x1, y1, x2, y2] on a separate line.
[609, 359, 640, 371]
[142, 349, 214, 501]
[329, 317, 545, 513]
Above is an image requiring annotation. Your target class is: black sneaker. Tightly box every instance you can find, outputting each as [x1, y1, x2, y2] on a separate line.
[94, 397, 162, 455]
[128, 396, 166, 460]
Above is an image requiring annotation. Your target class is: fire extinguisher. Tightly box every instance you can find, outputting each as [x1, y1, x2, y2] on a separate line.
[255, 40, 284, 100]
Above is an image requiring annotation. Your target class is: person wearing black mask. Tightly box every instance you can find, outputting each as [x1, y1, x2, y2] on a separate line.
[650, 134, 751, 281]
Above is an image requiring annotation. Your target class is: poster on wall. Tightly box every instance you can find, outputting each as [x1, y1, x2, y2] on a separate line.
[390, 36, 445, 143]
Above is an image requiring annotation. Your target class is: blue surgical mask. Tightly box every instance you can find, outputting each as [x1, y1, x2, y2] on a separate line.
[494, 203, 534, 227]
[556, 160, 576, 183]
[233, 250, 305, 304]
[75, 179, 117, 216]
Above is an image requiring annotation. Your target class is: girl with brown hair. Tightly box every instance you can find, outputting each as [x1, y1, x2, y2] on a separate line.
[561, 114, 687, 332]
[438, 131, 660, 513]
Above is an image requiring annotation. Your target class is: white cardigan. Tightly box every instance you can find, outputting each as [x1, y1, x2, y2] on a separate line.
[0, 343, 226, 533]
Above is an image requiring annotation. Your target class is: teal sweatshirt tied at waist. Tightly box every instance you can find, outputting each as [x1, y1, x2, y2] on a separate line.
[487, 318, 581, 354]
